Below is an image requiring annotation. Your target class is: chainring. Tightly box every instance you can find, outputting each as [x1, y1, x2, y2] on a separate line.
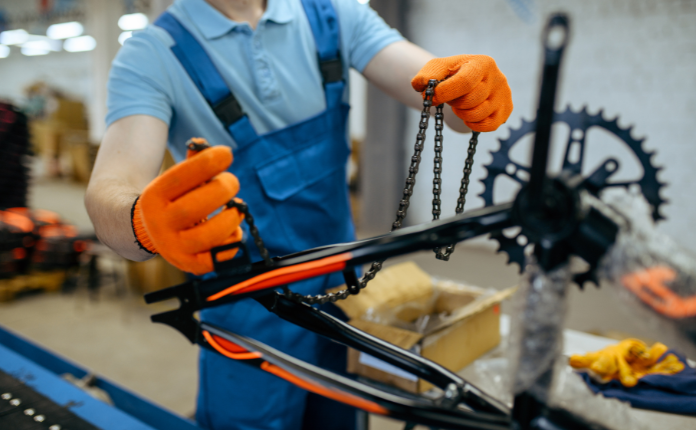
[479, 106, 667, 284]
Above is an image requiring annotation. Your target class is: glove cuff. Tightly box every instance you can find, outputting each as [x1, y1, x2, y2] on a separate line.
[131, 196, 158, 255]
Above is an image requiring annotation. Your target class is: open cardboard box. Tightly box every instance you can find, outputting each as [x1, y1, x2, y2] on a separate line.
[330, 262, 516, 393]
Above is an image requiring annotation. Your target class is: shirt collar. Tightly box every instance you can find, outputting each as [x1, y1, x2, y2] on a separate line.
[179, 0, 293, 40]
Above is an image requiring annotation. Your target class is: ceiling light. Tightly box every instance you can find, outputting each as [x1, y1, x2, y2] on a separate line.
[47, 22, 84, 39]
[22, 38, 62, 52]
[118, 13, 148, 31]
[118, 31, 133, 45]
[21, 47, 50, 56]
[0, 45, 9, 58]
[63, 35, 96, 52]
[0, 29, 29, 45]
[22, 40, 54, 51]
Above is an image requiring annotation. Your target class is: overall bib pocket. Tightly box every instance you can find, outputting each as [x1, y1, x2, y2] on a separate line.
[256, 136, 353, 250]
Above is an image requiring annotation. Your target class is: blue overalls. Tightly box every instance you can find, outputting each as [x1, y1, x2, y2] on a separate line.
[155, 1, 356, 429]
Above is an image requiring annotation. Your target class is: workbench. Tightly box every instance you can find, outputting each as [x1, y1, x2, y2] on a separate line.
[0, 325, 200, 430]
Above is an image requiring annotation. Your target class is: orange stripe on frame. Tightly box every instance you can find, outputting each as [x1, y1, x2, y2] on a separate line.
[203, 331, 263, 360]
[207, 253, 352, 301]
[260, 361, 388, 415]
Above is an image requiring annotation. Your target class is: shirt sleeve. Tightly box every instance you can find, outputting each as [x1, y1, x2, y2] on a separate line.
[333, 0, 405, 73]
[105, 30, 175, 128]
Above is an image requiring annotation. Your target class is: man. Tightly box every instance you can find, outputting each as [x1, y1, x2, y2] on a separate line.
[85, 0, 513, 429]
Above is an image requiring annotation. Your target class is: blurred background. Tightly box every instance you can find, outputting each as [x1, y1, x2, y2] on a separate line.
[0, 0, 694, 426]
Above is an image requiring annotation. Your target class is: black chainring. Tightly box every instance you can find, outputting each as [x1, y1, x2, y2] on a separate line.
[479, 106, 667, 284]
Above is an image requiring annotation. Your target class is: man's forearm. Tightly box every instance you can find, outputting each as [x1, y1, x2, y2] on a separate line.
[85, 178, 154, 262]
[85, 115, 168, 262]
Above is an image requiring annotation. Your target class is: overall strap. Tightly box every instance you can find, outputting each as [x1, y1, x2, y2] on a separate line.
[154, 12, 259, 149]
[300, 0, 345, 108]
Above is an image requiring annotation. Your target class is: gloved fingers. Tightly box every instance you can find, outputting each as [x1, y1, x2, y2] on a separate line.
[411, 55, 469, 92]
[431, 56, 494, 106]
[569, 354, 597, 368]
[461, 84, 513, 132]
[590, 354, 618, 377]
[178, 207, 244, 254]
[647, 354, 684, 375]
[186, 229, 244, 275]
[185, 137, 211, 159]
[215, 227, 245, 262]
[164, 226, 243, 276]
[454, 99, 497, 125]
[617, 357, 638, 387]
[148, 146, 233, 201]
[168, 172, 240, 230]
[177, 253, 213, 276]
[644, 342, 669, 364]
[447, 80, 492, 110]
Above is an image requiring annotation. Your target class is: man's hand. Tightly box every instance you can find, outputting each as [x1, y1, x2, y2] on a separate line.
[411, 55, 513, 132]
[132, 145, 244, 275]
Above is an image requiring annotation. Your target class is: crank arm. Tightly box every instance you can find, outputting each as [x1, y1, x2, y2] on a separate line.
[200, 322, 511, 430]
[255, 292, 509, 416]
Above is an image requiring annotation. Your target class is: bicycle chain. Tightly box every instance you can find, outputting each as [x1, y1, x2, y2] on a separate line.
[225, 199, 273, 266]
[285, 80, 440, 305]
[432, 116, 480, 260]
[241, 80, 480, 305]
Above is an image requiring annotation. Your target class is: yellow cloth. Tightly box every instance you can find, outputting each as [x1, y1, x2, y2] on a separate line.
[569, 339, 684, 387]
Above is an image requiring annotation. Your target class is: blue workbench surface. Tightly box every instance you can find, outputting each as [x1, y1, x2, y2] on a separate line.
[0, 325, 200, 430]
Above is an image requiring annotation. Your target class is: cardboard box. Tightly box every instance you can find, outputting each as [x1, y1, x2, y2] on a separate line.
[127, 256, 187, 294]
[332, 262, 515, 393]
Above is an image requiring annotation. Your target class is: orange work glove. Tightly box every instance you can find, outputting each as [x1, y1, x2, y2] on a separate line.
[131, 144, 244, 275]
[411, 55, 513, 132]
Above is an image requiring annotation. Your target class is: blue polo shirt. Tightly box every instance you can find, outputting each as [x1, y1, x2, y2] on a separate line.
[106, 0, 403, 161]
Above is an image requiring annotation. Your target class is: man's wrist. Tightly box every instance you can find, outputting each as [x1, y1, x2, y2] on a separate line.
[131, 196, 158, 255]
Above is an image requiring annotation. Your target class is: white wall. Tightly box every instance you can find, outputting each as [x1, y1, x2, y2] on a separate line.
[0, 0, 134, 142]
[0, 0, 367, 144]
[0, 50, 92, 106]
[405, 0, 696, 251]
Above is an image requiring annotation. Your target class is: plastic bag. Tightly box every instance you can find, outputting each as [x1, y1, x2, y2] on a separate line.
[507, 259, 571, 401]
[600, 194, 696, 358]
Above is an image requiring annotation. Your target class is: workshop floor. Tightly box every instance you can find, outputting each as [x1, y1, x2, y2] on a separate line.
[0, 178, 686, 429]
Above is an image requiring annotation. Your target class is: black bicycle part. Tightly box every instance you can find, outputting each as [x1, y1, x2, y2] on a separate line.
[254, 292, 508, 416]
[480, 106, 666, 284]
[202, 323, 511, 430]
[145, 202, 516, 343]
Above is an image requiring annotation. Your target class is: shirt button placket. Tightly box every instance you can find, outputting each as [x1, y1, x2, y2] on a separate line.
[253, 24, 278, 101]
